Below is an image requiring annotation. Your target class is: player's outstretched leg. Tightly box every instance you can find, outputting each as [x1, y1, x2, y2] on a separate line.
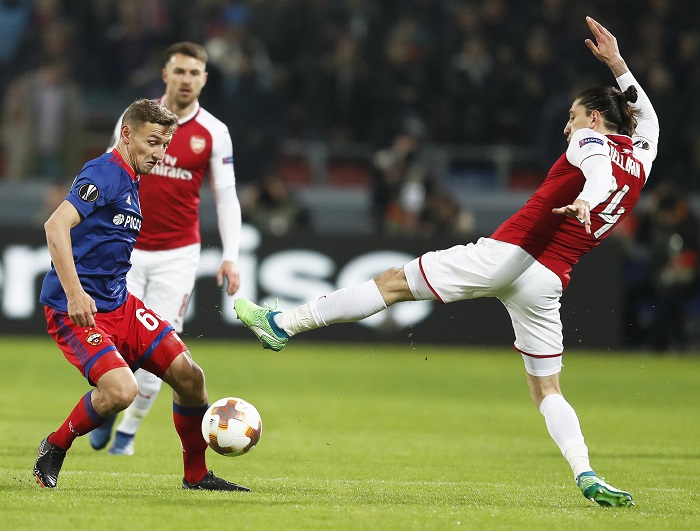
[234, 298, 289, 351]
[182, 470, 251, 491]
[89, 414, 116, 450]
[577, 471, 634, 507]
[33, 435, 66, 488]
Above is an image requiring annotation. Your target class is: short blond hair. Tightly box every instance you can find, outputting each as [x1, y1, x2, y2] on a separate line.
[122, 99, 178, 133]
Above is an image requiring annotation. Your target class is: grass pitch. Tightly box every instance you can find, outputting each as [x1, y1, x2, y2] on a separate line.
[1, 336, 698, 530]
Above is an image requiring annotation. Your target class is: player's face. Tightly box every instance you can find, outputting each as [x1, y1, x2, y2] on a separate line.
[564, 100, 594, 143]
[163, 53, 207, 108]
[124, 122, 173, 174]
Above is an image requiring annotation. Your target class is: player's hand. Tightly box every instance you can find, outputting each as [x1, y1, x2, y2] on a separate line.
[67, 291, 98, 327]
[584, 16, 627, 76]
[217, 260, 241, 296]
[552, 199, 592, 234]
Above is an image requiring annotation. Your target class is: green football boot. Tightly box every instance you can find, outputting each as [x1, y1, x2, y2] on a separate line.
[577, 471, 634, 507]
[234, 298, 289, 351]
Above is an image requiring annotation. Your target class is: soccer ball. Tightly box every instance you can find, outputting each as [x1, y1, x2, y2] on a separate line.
[201, 397, 262, 457]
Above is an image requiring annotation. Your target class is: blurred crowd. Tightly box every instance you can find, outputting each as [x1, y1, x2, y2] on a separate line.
[620, 184, 700, 351]
[1, 0, 699, 187]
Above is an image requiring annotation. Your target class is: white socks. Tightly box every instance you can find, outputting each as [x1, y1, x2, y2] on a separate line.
[278, 280, 387, 336]
[539, 393, 592, 479]
[116, 369, 163, 435]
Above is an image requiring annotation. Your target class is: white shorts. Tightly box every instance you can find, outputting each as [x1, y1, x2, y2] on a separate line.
[403, 238, 564, 377]
[127, 244, 200, 333]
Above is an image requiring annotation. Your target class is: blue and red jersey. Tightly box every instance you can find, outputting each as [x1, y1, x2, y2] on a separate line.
[40, 150, 142, 312]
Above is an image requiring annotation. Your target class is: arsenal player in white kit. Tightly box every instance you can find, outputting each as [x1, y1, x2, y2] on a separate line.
[235, 18, 658, 506]
[91, 42, 242, 455]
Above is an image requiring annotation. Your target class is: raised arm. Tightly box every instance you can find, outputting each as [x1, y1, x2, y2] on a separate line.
[585, 16, 659, 159]
[553, 16, 659, 229]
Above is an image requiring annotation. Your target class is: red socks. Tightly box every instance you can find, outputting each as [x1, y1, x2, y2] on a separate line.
[48, 391, 105, 450]
[46, 393, 209, 484]
[173, 403, 209, 484]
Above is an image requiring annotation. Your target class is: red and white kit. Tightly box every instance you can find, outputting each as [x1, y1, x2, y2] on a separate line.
[404, 71, 659, 376]
[109, 99, 241, 332]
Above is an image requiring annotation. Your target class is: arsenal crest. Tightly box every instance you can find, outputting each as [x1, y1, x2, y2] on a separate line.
[190, 135, 206, 154]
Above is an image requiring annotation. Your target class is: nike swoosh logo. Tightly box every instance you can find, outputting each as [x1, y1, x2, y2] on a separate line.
[250, 326, 278, 342]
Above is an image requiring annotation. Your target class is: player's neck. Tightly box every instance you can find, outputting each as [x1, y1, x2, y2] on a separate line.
[163, 97, 198, 120]
[594, 125, 616, 136]
[115, 144, 137, 175]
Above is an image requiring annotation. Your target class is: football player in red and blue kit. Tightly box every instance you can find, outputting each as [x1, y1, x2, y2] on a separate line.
[34, 98, 249, 492]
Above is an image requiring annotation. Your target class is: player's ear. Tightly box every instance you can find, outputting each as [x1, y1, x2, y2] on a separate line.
[121, 124, 131, 144]
[202, 70, 208, 87]
[590, 109, 602, 128]
[162, 68, 168, 84]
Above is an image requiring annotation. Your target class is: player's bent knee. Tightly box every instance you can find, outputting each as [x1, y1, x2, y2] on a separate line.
[182, 363, 205, 395]
[112, 384, 139, 410]
[96, 369, 139, 412]
[163, 352, 206, 401]
[526, 372, 562, 407]
[374, 267, 403, 284]
[375, 267, 413, 305]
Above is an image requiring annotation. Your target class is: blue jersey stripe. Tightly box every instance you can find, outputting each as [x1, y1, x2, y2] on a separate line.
[54, 313, 90, 367]
[83, 345, 118, 383]
[82, 391, 106, 424]
[132, 325, 175, 371]
[173, 402, 209, 417]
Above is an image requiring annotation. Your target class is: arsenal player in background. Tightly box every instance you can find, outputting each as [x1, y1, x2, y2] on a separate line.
[91, 42, 242, 456]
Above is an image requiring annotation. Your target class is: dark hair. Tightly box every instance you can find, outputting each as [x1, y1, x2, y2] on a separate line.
[164, 42, 208, 65]
[123, 99, 179, 132]
[575, 85, 640, 136]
